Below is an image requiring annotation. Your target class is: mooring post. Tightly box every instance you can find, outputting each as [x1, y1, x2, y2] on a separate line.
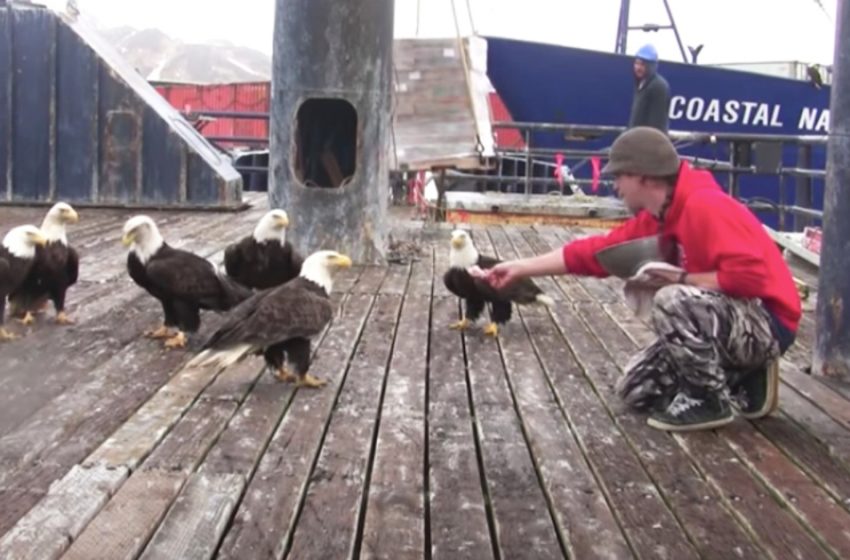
[268, 0, 394, 264]
[813, 0, 850, 381]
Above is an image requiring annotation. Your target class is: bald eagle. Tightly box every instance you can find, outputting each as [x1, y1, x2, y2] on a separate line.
[444, 229, 553, 337]
[224, 209, 303, 290]
[1, 225, 47, 341]
[188, 250, 352, 388]
[9, 202, 80, 325]
[122, 215, 253, 349]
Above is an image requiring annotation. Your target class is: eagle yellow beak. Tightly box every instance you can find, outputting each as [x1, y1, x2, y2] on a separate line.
[451, 236, 465, 249]
[121, 232, 135, 247]
[31, 231, 48, 247]
[333, 254, 353, 268]
[276, 215, 290, 228]
[65, 209, 80, 223]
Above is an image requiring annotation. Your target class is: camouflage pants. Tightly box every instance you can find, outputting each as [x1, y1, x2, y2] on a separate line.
[617, 284, 781, 411]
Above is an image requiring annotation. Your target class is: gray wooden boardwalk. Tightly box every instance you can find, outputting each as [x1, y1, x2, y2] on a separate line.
[1, 195, 848, 559]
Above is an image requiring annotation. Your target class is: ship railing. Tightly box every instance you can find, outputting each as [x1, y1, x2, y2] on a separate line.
[472, 121, 827, 233]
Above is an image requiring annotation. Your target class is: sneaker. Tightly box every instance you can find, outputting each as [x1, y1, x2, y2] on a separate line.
[733, 359, 780, 419]
[647, 391, 734, 432]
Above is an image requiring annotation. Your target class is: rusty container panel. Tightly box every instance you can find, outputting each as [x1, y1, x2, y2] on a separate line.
[142, 106, 187, 203]
[12, 8, 54, 202]
[56, 22, 98, 202]
[0, 4, 242, 208]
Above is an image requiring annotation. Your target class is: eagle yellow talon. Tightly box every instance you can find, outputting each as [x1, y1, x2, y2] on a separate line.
[18, 312, 35, 326]
[297, 374, 327, 389]
[0, 328, 18, 341]
[54, 312, 75, 325]
[275, 367, 297, 382]
[164, 331, 187, 349]
[449, 318, 471, 331]
[483, 323, 499, 337]
[145, 325, 174, 339]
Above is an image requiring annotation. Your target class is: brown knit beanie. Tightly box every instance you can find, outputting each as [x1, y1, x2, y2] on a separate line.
[601, 127, 681, 176]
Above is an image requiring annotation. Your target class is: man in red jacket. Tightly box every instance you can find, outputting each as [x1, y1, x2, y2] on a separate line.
[478, 127, 800, 431]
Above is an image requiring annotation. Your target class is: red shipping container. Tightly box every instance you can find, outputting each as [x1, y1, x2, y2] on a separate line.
[153, 81, 270, 148]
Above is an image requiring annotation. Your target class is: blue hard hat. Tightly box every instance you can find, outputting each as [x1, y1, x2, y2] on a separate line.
[635, 44, 658, 62]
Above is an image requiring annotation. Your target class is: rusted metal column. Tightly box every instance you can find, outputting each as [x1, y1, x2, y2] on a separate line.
[813, 0, 850, 381]
[268, 0, 394, 264]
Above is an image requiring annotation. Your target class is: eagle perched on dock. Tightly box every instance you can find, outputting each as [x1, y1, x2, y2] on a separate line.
[224, 209, 303, 290]
[9, 202, 80, 326]
[1, 225, 47, 341]
[122, 215, 253, 349]
[444, 230, 553, 337]
[188, 250, 352, 388]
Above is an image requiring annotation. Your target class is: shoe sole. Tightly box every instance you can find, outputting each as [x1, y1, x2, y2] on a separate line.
[739, 359, 780, 420]
[647, 413, 734, 432]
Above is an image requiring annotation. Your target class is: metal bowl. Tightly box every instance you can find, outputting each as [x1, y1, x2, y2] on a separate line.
[594, 235, 664, 279]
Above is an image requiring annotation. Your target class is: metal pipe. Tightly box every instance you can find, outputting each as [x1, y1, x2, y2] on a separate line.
[814, 0, 850, 380]
[491, 121, 830, 145]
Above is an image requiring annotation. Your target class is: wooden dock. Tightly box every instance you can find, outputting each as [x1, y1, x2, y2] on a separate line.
[1, 195, 849, 559]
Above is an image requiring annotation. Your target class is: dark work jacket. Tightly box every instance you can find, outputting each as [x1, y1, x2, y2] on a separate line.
[628, 72, 671, 133]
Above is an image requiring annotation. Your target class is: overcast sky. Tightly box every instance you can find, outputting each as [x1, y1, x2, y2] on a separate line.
[70, 0, 838, 66]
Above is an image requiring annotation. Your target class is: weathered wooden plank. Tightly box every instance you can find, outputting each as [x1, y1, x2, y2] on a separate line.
[676, 431, 832, 559]
[62, 470, 185, 560]
[754, 416, 850, 509]
[138, 472, 244, 560]
[380, 262, 411, 295]
[427, 296, 494, 560]
[0, 336, 193, 486]
[353, 265, 389, 294]
[778, 384, 850, 467]
[460, 230, 564, 559]
[431, 226, 453, 298]
[198, 356, 266, 402]
[361, 293, 430, 559]
[198, 373, 295, 478]
[84, 376, 219, 472]
[287, 294, 403, 558]
[215, 294, 375, 559]
[407, 247, 434, 297]
[142, 399, 239, 475]
[723, 422, 850, 558]
[489, 227, 633, 558]
[530, 299, 702, 558]
[0, 465, 127, 560]
[780, 363, 850, 433]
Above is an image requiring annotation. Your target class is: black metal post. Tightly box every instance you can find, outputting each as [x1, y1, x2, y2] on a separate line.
[814, 0, 850, 381]
[615, 0, 631, 55]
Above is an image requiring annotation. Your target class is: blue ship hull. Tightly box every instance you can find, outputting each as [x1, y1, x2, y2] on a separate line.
[484, 37, 831, 230]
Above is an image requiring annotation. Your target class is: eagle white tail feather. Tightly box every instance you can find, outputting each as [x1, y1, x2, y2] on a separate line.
[186, 344, 253, 370]
[535, 294, 555, 307]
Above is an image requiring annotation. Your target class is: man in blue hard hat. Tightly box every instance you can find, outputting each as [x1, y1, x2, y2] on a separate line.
[628, 44, 671, 133]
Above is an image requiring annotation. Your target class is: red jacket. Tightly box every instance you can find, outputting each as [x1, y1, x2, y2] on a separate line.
[562, 162, 801, 332]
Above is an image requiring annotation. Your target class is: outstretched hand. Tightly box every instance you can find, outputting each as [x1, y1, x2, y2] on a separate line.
[469, 262, 522, 290]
